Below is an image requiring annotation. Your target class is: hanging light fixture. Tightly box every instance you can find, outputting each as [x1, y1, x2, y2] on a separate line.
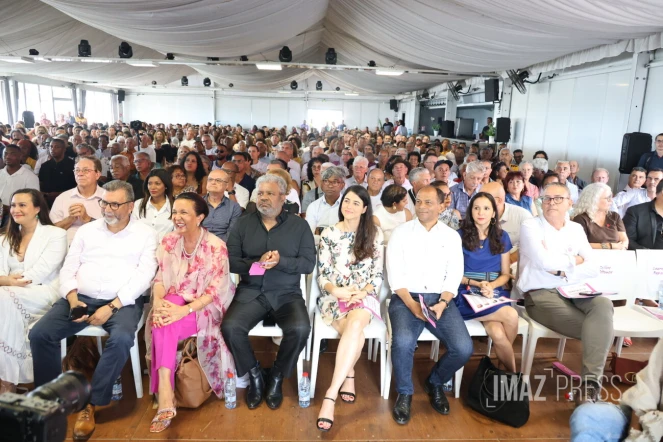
[316, 81, 322, 91]
[118, 42, 133, 59]
[78, 40, 91, 57]
[279, 46, 292, 62]
[325, 48, 337, 65]
[290, 80, 298, 90]
[181, 76, 188, 86]
[203, 77, 211, 87]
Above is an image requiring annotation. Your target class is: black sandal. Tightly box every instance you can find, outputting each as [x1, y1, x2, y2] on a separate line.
[339, 376, 356, 404]
[316, 397, 335, 432]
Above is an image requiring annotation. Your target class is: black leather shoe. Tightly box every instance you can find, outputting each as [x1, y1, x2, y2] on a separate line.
[265, 370, 284, 409]
[246, 365, 265, 409]
[424, 377, 449, 415]
[392, 393, 412, 425]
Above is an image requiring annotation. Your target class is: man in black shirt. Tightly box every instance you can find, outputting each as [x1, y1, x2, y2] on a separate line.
[39, 138, 76, 206]
[223, 174, 315, 410]
[232, 151, 256, 195]
[383, 118, 394, 135]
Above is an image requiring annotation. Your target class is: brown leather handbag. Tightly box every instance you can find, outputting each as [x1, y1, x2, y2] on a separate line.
[610, 352, 648, 385]
[174, 338, 213, 408]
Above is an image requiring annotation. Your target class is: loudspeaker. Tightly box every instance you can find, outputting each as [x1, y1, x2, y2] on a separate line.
[495, 117, 511, 143]
[22, 111, 35, 128]
[118, 90, 125, 102]
[619, 132, 652, 173]
[440, 120, 455, 138]
[484, 79, 499, 102]
[390, 99, 398, 111]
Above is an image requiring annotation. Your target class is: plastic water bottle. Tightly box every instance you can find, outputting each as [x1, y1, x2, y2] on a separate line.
[443, 378, 453, 393]
[224, 373, 236, 409]
[298, 372, 311, 408]
[658, 282, 663, 310]
[111, 376, 122, 401]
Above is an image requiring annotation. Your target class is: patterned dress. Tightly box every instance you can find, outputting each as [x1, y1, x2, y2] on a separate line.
[316, 225, 384, 325]
[145, 230, 236, 397]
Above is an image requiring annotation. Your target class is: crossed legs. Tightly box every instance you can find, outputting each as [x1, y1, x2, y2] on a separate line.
[476, 306, 519, 372]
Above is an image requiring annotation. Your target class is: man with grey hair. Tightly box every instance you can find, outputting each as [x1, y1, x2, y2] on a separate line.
[110, 154, 143, 199]
[406, 167, 431, 214]
[450, 161, 485, 219]
[590, 168, 609, 185]
[224, 174, 315, 411]
[132, 151, 153, 184]
[518, 182, 610, 406]
[396, 147, 408, 160]
[569, 160, 587, 191]
[203, 169, 241, 242]
[555, 160, 579, 202]
[306, 166, 345, 235]
[345, 156, 369, 188]
[30, 180, 158, 439]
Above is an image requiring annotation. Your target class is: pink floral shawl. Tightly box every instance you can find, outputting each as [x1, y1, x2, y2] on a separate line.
[145, 230, 236, 397]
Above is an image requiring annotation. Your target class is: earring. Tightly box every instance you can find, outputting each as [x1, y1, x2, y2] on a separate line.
[36, 214, 39, 220]
[490, 217, 496, 225]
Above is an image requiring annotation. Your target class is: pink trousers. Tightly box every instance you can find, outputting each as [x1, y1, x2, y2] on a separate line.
[151, 294, 197, 393]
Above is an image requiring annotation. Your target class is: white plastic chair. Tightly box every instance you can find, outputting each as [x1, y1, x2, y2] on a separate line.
[60, 310, 147, 399]
[307, 263, 388, 398]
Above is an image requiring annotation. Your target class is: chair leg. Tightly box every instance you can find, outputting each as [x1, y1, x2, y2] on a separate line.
[524, 334, 538, 377]
[367, 339, 373, 360]
[60, 339, 67, 360]
[454, 367, 463, 399]
[372, 338, 379, 362]
[520, 330, 529, 375]
[310, 336, 321, 399]
[296, 350, 304, 385]
[378, 338, 385, 397]
[97, 336, 103, 355]
[434, 341, 440, 362]
[615, 337, 624, 357]
[383, 345, 392, 399]
[556, 338, 566, 361]
[486, 337, 493, 356]
[130, 334, 143, 399]
[305, 328, 312, 361]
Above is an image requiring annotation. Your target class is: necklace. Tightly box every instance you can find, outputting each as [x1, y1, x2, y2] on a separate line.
[479, 237, 487, 249]
[182, 228, 204, 260]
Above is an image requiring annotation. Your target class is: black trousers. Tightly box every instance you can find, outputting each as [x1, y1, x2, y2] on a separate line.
[29, 295, 143, 406]
[221, 294, 310, 378]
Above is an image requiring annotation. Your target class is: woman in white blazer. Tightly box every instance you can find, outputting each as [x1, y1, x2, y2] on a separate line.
[0, 189, 67, 393]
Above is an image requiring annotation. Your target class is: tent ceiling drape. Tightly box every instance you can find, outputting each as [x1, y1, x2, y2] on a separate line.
[1, 0, 663, 92]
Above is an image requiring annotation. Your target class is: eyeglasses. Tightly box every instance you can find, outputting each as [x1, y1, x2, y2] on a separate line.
[74, 168, 95, 174]
[208, 178, 229, 184]
[323, 179, 344, 186]
[172, 174, 185, 179]
[542, 196, 569, 205]
[99, 200, 132, 210]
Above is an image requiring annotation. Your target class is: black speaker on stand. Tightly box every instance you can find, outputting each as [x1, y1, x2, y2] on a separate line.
[440, 120, 455, 138]
[390, 99, 398, 111]
[619, 132, 652, 173]
[495, 117, 511, 143]
[21, 111, 35, 128]
[118, 90, 126, 102]
[484, 79, 499, 102]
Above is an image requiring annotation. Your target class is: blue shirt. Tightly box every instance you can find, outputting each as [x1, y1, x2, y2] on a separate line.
[505, 194, 533, 213]
[202, 195, 242, 243]
[450, 183, 480, 219]
[637, 151, 663, 172]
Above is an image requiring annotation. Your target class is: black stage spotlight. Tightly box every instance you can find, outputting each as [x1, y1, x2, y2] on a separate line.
[181, 76, 188, 86]
[118, 41, 133, 58]
[165, 53, 174, 60]
[228, 83, 234, 88]
[279, 46, 292, 62]
[316, 81, 322, 91]
[151, 81, 157, 85]
[207, 57, 219, 61]
[203, 77, 211, 87]
[368, 60, 376, 67]
[29, 49, 39, 56]
[325, 48, 337, 65]
[240, 55, 248, 61]
[290, 80, 298, 90]
[78, 39, 91, 57]
[335, 87, 340, 91]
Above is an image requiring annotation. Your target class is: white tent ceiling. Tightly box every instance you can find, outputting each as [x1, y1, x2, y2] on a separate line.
[1, 0, 663, 93]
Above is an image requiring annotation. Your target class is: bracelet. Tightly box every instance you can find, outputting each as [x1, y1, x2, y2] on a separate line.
[601, 243, 608, 249]
[609, 243, 613, 249]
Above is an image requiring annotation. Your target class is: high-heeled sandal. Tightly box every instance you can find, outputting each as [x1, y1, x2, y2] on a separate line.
[150, 407, 177, 433]
[339, 376, 356, 403]
[316, 397, 335, 432]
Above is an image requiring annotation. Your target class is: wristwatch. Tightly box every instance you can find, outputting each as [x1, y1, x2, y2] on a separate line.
[438, 298, 450, 309]
[227, 190, 236, 196]
[107, 302, 119, 315]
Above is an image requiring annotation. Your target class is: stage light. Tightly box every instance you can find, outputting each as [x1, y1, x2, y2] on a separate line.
[181, 76, 188, 86]
[203, 77, 211, 87]
[207, 57, 219, 61]
[290, 80, 298, 90]
[78, 40, 91, 57]
[325, 48, 337, 65]
[240, 55, 248, 61]
[279, 46, 292, 62]
[29, 49, 39, 56]
[335, 87, 340, 91]
[151, 81, 157, 85]
[368, 60, 376, 67]
[165, 53, 174, 60]
[118, 42, 133, 59]
[316, 81, 322, 91]
[228, 83, 234, 88]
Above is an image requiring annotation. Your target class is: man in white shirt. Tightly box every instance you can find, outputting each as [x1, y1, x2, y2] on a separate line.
[202, 133, 217, 156]
[387, 186, 472, 424]
[306, 166, 344, 234]
[137, 133, 157, 163]
[30, 180, 158, 439]
[613, 168, 662, 217]
[0, 144, 40, 223]
[220, 162, 250, 209]
[433, 159, 457, 186]
[480, 181, 532, 257]
[383, 158, 413, 191]
[279, 141, 301, 186]
[405, 167, 431, 214]
[50, 156, 104, 244]
[555, 160, 579, 202]
[179, 127, 196, 149]
[517, 182, 612, 405]
[344, 156, 369, 188]
[366, 168, 385, 210]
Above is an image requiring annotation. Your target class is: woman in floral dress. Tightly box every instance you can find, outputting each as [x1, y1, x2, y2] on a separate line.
[145, 193, 235, 433]
[316, 185, 384, 432]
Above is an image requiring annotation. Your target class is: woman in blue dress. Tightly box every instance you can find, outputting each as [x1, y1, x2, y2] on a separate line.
[454, 192, 519, 373]
[504, 171, 538, 216]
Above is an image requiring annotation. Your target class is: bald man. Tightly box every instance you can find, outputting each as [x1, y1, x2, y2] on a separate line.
[203, 169, 242, 242]
[480, 181, 532, 261]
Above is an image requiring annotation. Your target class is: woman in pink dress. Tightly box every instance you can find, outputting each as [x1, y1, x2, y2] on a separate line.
[145, 192, 235, 433]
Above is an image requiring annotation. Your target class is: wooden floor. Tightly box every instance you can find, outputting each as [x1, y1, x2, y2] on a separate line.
[62, 335, 654, 441]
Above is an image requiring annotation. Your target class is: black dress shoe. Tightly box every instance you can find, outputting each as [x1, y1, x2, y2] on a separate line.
[246, 365, 265, 409]
[265, 370, 284, 409]
[424, 377, 449, 415]
[392, 393, 412, 425]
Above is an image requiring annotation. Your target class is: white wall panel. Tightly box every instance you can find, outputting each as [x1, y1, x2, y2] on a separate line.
[641, 66, 663, 139]
[597, 70, 630, 188]
[360, 102, 379, 130]
[509, 89, 528, 149]
[541, 79, 574, 166]
[269, 100, 289, 128]
[251, 99, 270, 126]
[379, 102, 395, 123]
[522, 82, 550, 153]
[307, 100, 343, 110]
[343, 101, 361, 129]
[217, 96, 252, 127]
[125, 94, 211, 125]
[288, 100, 307, 127]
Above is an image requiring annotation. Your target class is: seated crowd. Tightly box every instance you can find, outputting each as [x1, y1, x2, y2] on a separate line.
[0, 119, 661, 438]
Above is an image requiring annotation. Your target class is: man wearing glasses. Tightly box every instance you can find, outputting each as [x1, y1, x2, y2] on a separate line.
[203, 169, 242, 243]
[31, 180, 158, 440]
[518, 182, 611, 406]
[305, 166, 345, 235]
